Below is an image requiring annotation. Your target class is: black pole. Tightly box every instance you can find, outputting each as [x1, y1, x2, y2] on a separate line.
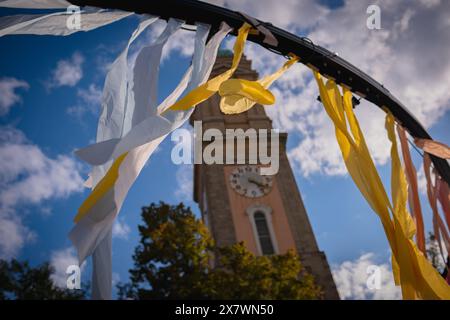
[70, 0, 450, 184]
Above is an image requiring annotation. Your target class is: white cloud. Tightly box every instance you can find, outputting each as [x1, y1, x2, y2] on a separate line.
[0, 126, 84, 259]
[211, 0, 450, 177]
[208, 0, 329, 30]
[48, 52, 84, 88]
[426, 235, 447, 271]
[417, 165, 428, 196]
[50, 246, 85, 288]
[174, 164, 193, 201]
[332, 253, 402, 300]
[112, 218, 131, 240]
[0, 77, 29, 116]
[77, 83, 102, 106]
[0, 215, 35, 261]
[67, 83, 102, 118]
[112, 272, 121, 286]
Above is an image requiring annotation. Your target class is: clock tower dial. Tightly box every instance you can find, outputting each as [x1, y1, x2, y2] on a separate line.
[229, 166, 273, 198]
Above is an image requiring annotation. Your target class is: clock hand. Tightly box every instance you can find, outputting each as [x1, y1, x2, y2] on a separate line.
[248, 177, 266, 188]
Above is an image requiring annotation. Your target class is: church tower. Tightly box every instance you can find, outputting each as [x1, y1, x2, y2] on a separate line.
[190, 53, 339, 300]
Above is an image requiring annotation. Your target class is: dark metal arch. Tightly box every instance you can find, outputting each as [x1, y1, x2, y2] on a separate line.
[70, 0, 450, 184]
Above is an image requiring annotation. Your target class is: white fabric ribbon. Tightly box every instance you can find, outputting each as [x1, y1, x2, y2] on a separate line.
[0, 8, 133, 37]
[90, 16, 159, 186]
[70, 21, 231, 300]
[89, 19, 182, 300]
[68, 15, 158, 300]
[82, 18, 183, 300]
[125, 18, 184, 132]
[0, 0, 71, 8]
[74, 24, 232, 167]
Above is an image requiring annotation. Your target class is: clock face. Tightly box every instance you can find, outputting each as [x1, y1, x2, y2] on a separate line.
[229, 166, 273, 198]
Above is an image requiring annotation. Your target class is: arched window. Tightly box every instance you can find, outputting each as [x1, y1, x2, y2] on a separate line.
[246, 204, 278, 256]
[253, 211, 275, 255]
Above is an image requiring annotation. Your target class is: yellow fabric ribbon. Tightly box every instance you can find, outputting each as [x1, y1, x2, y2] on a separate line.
[166, 22, 252, 112]
[74, 152, 128, 223]
[219, 54, 299, 114]
[165, 23, 297, 116]
[220, 79, 274, 104]
[312, 70, 450, 300]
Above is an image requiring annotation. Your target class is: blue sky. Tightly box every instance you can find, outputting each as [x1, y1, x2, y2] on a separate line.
[0, 0, 449, 299]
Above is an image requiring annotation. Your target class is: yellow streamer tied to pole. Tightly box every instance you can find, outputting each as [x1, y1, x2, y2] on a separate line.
[166, 22, 252, 112]
[312, 70, 450, 300]
[220, 79, 275, 105]
[219, 54, 299, 114]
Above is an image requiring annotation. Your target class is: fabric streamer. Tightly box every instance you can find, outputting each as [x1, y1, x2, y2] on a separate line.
[423, 154, 450, 258]
[414, 138, 450, 159]
[312, 70, 450, 299]
[0, 0, 70, 8]
[219, 53, 299, 114]
[75, 22, 248, 166]
[71, 18, 185, 299]
[89, 16, 159, 187]
[78, 16, 160, 299]
[166, 22, 251, 113]
[70, 22, 232, 299]
[436, 177, 450, 231]
[0, 8, 133, 37]
[220, 78, 275, 105]
[397, 126, 426, 256]
[126, 18, 184, 131]
[75, 18, 183, 224]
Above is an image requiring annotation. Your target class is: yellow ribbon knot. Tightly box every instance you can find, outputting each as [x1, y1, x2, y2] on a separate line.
[218, 54, 299, 114]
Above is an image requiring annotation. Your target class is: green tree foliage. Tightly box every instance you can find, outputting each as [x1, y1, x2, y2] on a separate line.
[117, 202, 322, 300]
[0, 259, 87, 300]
